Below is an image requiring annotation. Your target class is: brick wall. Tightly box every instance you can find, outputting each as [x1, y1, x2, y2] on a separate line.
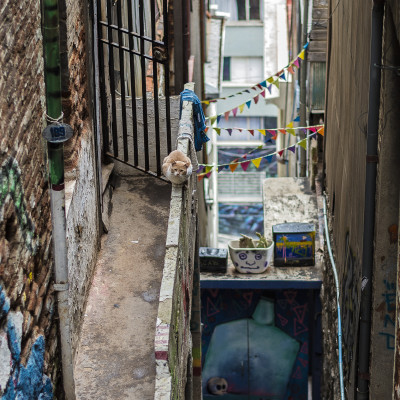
[0, 0, 62, 396]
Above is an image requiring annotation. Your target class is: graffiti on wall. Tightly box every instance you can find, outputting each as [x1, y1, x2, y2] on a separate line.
[340, 233, 359, 384]
[0, 285, 53, 399]
[377, 279, 396, 350]
[0, 157, 39, 255]
[201, 289, 310, 400]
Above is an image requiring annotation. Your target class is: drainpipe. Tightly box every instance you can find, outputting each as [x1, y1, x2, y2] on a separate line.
[357, 1, 384, 398]
[42, 0, 76, 398]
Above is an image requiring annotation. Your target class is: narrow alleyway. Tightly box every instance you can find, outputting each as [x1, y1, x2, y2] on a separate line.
[74, 170, 171, 399]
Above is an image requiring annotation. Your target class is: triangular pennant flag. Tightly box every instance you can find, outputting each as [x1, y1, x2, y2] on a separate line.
[254, 95, 259, 104]
[251, 158, 262, 168]
[266, 154, 274, 163]
[273, 79, 280, 89]
[203, 100, 210, 105]
[243, 89, 251, 93]
[267, 84, 272, 94]
[206, 172, 212, 178]
[267, 129, 276, 136]
[229, 163, 239, 173]
[240, 161, 251, 171]
[248, 130, 254, 136]
[260, 90, 266, 98]
[287, 121, 294, 128]
[196, 165, 205, 173]
[303, 42, 309, 49]
[242, 154, 247, 159]
[288, 145, 296, 153]
[278, 129, 287, 135]
[260, 81, 267, 88]
[267, 77, 274, 84]
[246, 100, 252, 109]
[278, 150, 284, 157]
[287, 129, 296, 136]
[257, 83, 263, 90]
[250, 86, 257, 91]
[214, 127, 221, 135]
[217, 115, 222, 123]
[237, 92, 242, 95]
[279, 71, 286, 81]
[224, 111, 230, 121]
[204, 127, 209, 133]
[197, 174, 205, 181]
[209, 99, 217, 103]
[210, 116, 217, 125]
[237, 128, 243, 132]
[317, 126, 325, 136]
[205, 166, 213, 173]
[294, 58, 300, 68]
[287, 65, 295, 75]
[294, 115, 300, 122]
[232, 107, 238, 117]
[307, 127, 317, 133]
[226, 129, 233, 136]
[257, 129, 266, 136]
[298, 139, 307, 150]
[239, 103, 245, 113]
[218, 165, 225, 173]
[228, 94, 235, 98]
[299, 49, 305, 60]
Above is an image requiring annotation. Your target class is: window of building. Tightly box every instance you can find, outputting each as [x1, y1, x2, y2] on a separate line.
[212, 0, 262, 21]
[223, 57, 231, 81]
[222, 57, 263, 83]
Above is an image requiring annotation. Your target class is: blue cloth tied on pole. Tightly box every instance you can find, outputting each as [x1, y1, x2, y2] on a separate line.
[179, 89, 210, 151]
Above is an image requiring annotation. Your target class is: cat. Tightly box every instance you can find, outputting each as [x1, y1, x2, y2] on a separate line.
[162, 149, 193, 184]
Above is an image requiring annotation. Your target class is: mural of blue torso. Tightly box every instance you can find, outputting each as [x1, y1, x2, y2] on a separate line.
[202, 298, 299, 399]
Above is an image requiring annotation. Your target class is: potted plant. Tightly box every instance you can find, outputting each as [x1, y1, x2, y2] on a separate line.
[228, 233, 274, 274]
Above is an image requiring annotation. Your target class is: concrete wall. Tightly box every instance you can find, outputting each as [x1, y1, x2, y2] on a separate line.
[224, 25, 264, 57]
[324, 0, 400, 398]
[154, 95, 200, 399]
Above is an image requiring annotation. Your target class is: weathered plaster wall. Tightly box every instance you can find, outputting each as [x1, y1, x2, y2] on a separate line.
[154, 99, 199, 399]
[324, 0, 400, 398]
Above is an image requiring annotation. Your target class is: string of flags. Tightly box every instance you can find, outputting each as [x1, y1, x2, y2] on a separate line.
[197, 125, 324, 180]
[206, 123, 323, 140]
[203, 43, 309, 122]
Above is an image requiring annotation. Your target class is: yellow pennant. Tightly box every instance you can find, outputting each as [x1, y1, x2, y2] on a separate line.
[299, 49, 305, 60]
[203, 101, 210, 105]
[298, 139, 307, 150]
[251, 158, 262, 168]
[214, 127, 221, 135]
[267, 77, 274, 84]
[257, 129, 266, 136]
[239, 103, 245, 113]
[287, 129, 296, 136]
[273, 79, 280, 89]
[229, 163, 239, 173]
[286, 121, 294, 128]
[205, 166, 213, 173]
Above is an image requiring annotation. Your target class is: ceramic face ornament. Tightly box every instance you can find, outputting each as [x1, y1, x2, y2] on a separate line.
[228, 240, 274, 274]
[235, 250, 268, 273]
[207, 377, 228, 395]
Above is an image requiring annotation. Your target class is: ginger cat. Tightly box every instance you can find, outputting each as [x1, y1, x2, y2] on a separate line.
[162, 150, 193, 184]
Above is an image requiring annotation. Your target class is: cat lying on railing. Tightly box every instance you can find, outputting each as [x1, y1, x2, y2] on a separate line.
[162, 150, 193, 185]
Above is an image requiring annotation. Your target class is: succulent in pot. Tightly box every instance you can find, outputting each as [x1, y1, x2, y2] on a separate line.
[228, 233, 274, 274]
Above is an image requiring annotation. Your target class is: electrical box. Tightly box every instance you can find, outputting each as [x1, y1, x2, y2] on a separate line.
[273, 223, 315, 266]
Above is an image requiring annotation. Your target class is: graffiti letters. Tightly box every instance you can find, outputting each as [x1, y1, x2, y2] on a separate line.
[378, 279, 396, 350]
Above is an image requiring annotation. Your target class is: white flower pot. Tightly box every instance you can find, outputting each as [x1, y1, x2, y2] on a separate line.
[228, 240, 274, 274]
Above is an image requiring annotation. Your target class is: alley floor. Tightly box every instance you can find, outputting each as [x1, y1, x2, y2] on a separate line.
[75, 170, 171, 399]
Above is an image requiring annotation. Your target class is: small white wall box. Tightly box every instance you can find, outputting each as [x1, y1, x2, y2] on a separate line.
[272, 223, 315, 266]
[199, 248, 228, 273]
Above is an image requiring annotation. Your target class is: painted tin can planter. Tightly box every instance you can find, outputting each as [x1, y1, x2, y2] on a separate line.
[228, 240, 274, 274]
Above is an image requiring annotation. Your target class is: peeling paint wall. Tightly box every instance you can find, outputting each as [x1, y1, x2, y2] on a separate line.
[154, 98, 199, 399]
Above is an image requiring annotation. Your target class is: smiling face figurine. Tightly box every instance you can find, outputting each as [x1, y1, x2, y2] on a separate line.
[228, 240, 274, 274]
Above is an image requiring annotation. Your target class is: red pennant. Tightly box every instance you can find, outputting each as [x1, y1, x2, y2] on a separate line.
[240, 161, 251, 171]
[254, 95, 259, 104]
[257, 83, 263, 90]
[224, 111, 230, 121]
[248, 130, 254, 136]
[278, 150, 284, 157]
[278, 129, 287, 135]
[197, 174, 205, 182]
[204, 127, 209, 133]
[251, 86, 258, 91]
[307, 127, 317, 133]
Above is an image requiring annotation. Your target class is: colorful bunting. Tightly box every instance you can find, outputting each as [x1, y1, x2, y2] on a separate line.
[317, 126, 324, 136]
[229, 163, 239, 173]
[260, 90, 266, 98]
[246, 100, 252, 109]
[214, 127, 221, 135]
[232, 107, 238, 117]
[298, 139, 307, 150]
[239, 103, 245, 113]
[294, 58, 300, 68]
[254, 95, 259, 104]
[205, 166, 213, 173]
[299, 49, 305, 60]
[273, 79, 280, 89]
[288, 145, 296, 153]
[241, 161, 251, 171]
[224, 111, 230, 121]
[252, 158, 262, 168]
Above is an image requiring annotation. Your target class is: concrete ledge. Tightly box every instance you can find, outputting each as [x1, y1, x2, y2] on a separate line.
[154, 85, 197, 400]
